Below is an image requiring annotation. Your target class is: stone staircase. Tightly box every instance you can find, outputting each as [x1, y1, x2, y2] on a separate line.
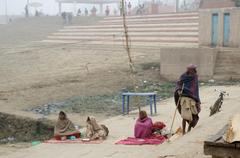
[214, 48, 240, 80]
[42, 12, 199, 48]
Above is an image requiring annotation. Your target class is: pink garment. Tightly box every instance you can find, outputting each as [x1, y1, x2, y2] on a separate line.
[115, 135, 166, 145]
[134, 117, 153, 138]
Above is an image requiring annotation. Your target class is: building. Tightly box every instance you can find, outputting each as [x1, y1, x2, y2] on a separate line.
[200, 0, 237, 9]
[199, 0, 240, 47]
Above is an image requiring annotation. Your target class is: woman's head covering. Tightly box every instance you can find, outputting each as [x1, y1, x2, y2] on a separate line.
[187, 64, 197, 74]
[187, 64, 197, 70]
[59, 111, 67, 120]
[86, 116, 101, 131]
[139, 110, 148, 120]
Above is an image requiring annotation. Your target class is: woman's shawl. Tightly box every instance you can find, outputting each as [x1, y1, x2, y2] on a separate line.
[54, 118, 78, 136]
[86, 116, 108, 139]
[134, 117, 153, 139]
[175, 72, 200, 103]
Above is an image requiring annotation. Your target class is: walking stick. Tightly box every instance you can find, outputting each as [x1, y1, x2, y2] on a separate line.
[169, 84, 184, 137]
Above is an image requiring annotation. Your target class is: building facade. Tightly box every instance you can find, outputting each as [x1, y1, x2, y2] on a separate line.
[199, 0, 240, 47]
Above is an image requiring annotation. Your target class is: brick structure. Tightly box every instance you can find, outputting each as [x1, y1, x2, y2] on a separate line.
[200, 0, 236, 9]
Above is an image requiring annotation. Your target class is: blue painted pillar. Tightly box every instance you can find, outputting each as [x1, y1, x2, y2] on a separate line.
[127, 95, 130, 114]
[122, 95, 125, 114]
[149, 95, 153, 115]
[154, 94, 157, 114]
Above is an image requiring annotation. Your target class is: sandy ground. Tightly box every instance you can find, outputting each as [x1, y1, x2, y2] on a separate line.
[0, 16, 162, 156]
[0, 42, 161, 124]
[1, 16, 239, 158]
[0, 85, 239, 158]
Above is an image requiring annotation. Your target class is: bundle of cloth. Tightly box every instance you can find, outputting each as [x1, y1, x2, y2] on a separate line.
[85, 116, 109, 140]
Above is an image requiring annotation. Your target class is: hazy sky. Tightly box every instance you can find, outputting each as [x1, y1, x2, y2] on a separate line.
[0, 0, 176, 16]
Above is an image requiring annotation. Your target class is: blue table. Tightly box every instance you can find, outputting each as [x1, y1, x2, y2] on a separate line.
[122, 92, 157, 115]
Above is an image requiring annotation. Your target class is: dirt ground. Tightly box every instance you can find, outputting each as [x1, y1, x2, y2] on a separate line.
[0, 17, 163, 155]
[1, 85, 240, 158]
[0, 41, 161, 120]
[1, 16, 239, 158]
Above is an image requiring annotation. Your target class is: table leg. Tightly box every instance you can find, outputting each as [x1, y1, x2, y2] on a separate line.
[127, 96, 130, 114]
[122, 95, 125, 114]
[154, 95, 157, 114]
[149, 95, 153, 115]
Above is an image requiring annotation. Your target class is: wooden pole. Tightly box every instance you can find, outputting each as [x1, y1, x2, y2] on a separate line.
[121, 0, 140, 112]
[169, 84, 184, 136]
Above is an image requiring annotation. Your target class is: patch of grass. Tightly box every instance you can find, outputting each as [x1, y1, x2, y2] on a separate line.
[140, 62, 160, 70]
[62, 81, 175, 116]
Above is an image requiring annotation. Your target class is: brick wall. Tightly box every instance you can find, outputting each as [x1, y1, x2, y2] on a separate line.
[200, 0, 236, 9]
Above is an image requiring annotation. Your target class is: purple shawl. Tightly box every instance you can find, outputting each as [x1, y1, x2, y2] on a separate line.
[134, 117, 153, 139]
[175, 72, 200, 103]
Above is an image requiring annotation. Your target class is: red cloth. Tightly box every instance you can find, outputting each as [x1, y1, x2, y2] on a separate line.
[152, 122, 166, 131]
[115, 135, 166, 145]
[54, 133, 81, 140]
[44, 139, 103, 144]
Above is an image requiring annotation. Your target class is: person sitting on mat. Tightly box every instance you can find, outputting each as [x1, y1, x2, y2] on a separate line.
[86, 116, 109, 140]
[134, 110, 153, 138]
[54, 111, 81, 140]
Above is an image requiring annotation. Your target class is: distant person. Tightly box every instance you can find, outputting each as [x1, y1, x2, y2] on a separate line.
[54, 111, 81, 140]
[128, 1, 132, 15]
[77, 8, 81, 16]
[61, 12, 72, 24]
[134, 110, 153, 138]
[119, 1, 123, 16]
[86, 116, 109, 140]
[25, 5, 29, 18]
[91, 6, 97, 16]
[61, 12, 67, 23]
[125, 1, 128, 14]
[84, 8, 88, 16]
[174, 64, 201, 135]
[105, 5, 110, 16]
[35, 10, 39, 17]
[136, 4, 145, 15]
[114, 8, 118, 16]
[68, 13, 73, 24]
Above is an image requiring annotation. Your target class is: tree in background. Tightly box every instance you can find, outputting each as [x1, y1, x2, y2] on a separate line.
[181, 0, 201, 11]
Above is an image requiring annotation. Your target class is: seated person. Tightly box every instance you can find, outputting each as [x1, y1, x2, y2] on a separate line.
[86, 116, 109, 140]
[134, 110, 153, 138]
[54, 111, 80, 140]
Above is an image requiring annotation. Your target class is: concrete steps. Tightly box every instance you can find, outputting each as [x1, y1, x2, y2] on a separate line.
[47, 36, 198, 43]
[99, 17, 198, 24]
[43, 12, 199, 47]
[53, 32, 198, 37]
[214, 49, 240, 80]
[103, 12, 199, 20]
[41, 40, 198, 48]
[58, 27, 198, 32]
[64, 23, 199, 29]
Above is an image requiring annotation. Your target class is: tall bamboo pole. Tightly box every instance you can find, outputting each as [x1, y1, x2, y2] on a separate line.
[121, 0, 140, 112]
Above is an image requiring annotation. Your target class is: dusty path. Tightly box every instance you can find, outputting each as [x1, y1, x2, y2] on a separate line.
[1, 85, 239, 158]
